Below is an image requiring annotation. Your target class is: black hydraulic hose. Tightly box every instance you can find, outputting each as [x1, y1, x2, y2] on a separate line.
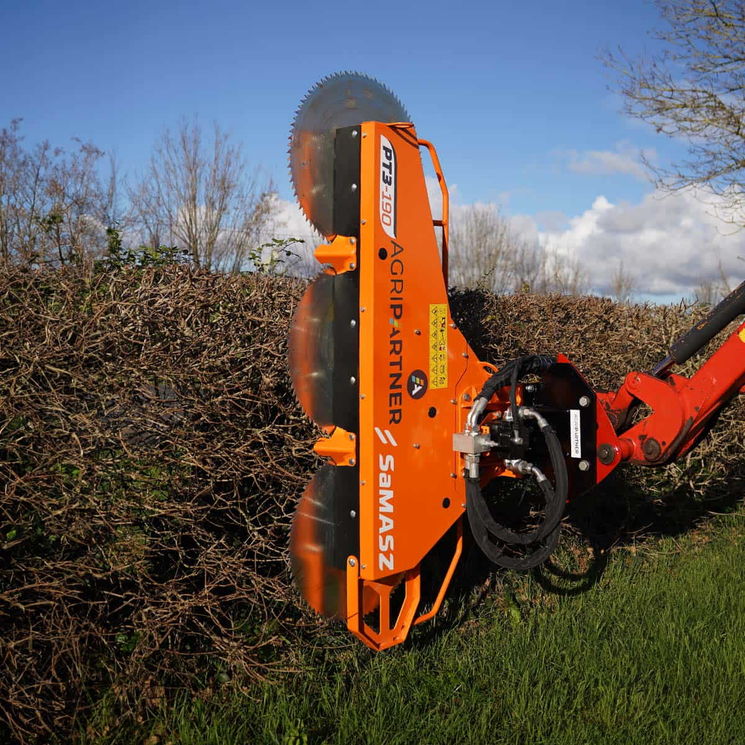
[510, 358, 521, 443]
[471, 421, 566, 545]
[669, 279, 745, 365]
[464, 353, 564, 570]
[476, 355, 555, 408]
[466, 478, 561, 570]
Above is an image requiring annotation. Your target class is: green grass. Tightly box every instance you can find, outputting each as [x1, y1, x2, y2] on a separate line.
[83, 511, 745, 745]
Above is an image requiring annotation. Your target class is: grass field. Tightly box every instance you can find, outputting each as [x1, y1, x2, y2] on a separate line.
[83, 506, 745, 745]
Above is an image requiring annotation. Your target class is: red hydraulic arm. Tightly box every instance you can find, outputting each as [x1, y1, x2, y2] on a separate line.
[594, 282, 745, 476]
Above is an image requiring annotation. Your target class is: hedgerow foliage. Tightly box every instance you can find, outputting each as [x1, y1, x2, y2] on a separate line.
[0, 266, 316, 742]
[0, 267, 742, 743]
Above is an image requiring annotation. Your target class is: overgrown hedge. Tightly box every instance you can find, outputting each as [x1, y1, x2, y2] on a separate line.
[0, 266, 742, 743]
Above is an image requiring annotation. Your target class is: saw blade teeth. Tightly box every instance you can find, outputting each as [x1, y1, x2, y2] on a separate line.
[288, 71, 412, 237]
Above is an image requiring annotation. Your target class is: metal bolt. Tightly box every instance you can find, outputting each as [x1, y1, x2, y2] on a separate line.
[348, 433, 355, 441]
[362, 132, 367, 138]
[349, 262, 356, 270]
[348, 458, 356, 465]
[579, 395, 591, 407]
[450, 473, 457, 479]
[360, 393, 366, 399]
[350, 237, 356, 244]
[351, 129, 358, 137]
[350, 376, 356, 384]
[361, 219, 367, 225]
[350, 319, 357, 327]
[578, 459, 590, 471]
[350, 509, 357, 517]
[461, 352, 469, 358]
[413, 443, 420, 449]
[360, 480, 366, 486]
[348, 558, 356, 567]
[449, 323, 456, 328]
[462, 393, 471, 402]
[414, 329, 421, 335]
[598, 444, 615, 465]
[360, 306, 366, 312]
[642, 437, 662, 461]
[351, 183, 358, 192]
[450, 399, 457, 405]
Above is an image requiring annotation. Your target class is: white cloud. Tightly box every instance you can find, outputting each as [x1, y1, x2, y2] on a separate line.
[563, 141, 656, 182]
[513, 186, 745, 298]
[267, 194, 323, 275]
[272, 180, 744, 299]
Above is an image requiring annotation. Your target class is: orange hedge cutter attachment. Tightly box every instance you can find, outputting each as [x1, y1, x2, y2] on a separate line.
[286, 73, 745, 651]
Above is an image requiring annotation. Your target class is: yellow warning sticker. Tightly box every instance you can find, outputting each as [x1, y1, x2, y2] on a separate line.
[429, 303, 448, 389]
[739, 327, 745, 343]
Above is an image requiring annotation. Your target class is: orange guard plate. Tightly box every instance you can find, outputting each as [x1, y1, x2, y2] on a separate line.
[357, 122, 486, 581]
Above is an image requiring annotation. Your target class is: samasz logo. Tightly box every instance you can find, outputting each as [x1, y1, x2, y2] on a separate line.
[375, 427, 398, 571]
[380, 136, 397, 238]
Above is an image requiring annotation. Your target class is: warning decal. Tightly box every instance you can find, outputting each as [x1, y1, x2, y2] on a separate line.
[429, 304, 448, 389]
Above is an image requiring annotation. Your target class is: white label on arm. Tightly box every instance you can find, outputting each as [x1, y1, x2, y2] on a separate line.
[570, 409, 581, 458]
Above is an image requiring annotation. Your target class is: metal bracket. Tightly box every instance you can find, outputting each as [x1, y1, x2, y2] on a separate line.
[314, 235, 358, 274]
[314, 425, 357, 466]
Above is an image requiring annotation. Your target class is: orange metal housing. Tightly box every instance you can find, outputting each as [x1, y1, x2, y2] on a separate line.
[332, 121, 490, 649]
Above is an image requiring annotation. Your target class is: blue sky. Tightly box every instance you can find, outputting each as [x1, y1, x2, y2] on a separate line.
[1, 0, 741, 297]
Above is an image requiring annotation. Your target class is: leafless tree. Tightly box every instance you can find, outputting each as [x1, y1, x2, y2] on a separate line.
[128, 119, 276, 271]
[605, 0, 745, 222]
[694, 257, 733, 302]
[0, 120, 110, 266]
[448, 203, 587, 295]
[609, 259, 637, 303]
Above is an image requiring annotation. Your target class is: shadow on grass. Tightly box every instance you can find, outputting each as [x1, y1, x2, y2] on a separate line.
[406, 459, 745, 648]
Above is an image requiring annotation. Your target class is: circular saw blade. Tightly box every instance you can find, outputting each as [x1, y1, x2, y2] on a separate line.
[289, 71, 411, 237]
[289, 465, 346, 618]
[287, 271, 335, 428]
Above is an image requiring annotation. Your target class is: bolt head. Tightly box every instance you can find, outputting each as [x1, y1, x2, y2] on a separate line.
[579, 395, 591, 407]
[578, 459, 590, 472]
[348, 558, 356, 567]
[598, 444, 615, 465]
